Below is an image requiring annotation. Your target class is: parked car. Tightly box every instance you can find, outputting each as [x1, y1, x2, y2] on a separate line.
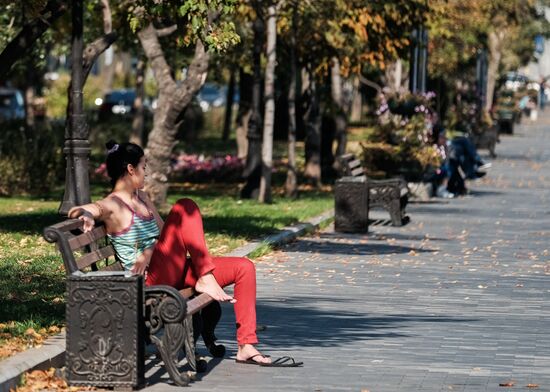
[197, 83, 226, 112]
[96, 89, 136, 121]
[196, 83, 239, 112]
[0, 88, 25, 121]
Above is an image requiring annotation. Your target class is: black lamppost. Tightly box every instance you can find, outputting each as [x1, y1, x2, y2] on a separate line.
[59, 0, 91, 215]
[409, 27, 428, 94]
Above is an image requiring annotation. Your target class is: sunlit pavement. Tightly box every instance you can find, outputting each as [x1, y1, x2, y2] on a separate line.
[144, 112, 550, 391]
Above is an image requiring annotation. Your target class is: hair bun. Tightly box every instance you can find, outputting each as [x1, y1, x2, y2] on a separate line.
[105, 140, 118, 150]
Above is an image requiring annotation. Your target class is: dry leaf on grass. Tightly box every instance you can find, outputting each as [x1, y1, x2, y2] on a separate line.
[15, 368, 96, 391]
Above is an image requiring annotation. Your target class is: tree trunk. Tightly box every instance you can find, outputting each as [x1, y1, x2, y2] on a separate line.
[350, 76, 362, 122]
[258, 4, 277, 203]
[331, 57, 347, 160]
[236, 69, 253, 160]
[394, 59, 402, 91]
[285, 9, 298, 199]
[304, 73, 322, 186]
[485, 30, 505, 113]
[99, 0, 115, 94]
[24, 85, 35, 128]
[241, 13, 264, 199]
[130, 57, 146, 146]
[139, 24, 209, 206]
[222, 68, 236, 141]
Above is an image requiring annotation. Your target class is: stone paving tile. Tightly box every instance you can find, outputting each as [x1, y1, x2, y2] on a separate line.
[144, 115, 550, 391]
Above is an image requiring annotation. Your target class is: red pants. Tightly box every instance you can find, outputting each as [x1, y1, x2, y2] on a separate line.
[146, 198, 258, 345]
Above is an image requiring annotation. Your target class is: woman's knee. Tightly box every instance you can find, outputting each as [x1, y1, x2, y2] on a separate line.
[173, 198, 200, 215]
[238, 258, 256, 277]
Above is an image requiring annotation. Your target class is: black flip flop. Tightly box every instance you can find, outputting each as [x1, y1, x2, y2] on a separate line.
[235, 353, 270, 365]
[235, 354, 303, 367]
[261, 356, 303, 367]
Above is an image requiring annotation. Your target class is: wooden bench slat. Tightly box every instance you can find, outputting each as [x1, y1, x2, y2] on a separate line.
[68, 226, 107, 251]
[350, 167, 365, 177]
[347, 159, 362, 169]
[340, 153, 354, 161]
[76, 245, 115, 270]
[179, 288, 195, 299]
[186, 293, 214, 315]
[101, 262, 124, 272]
[48, 218, 84, 233]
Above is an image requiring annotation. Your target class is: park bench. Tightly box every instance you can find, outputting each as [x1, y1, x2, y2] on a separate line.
[471, 127, 498, 158]
[43, 218, 221, 388]
[337, 153, 409, 226]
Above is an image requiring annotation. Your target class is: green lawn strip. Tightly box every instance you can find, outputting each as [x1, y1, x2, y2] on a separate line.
[0, 186, 332, 353]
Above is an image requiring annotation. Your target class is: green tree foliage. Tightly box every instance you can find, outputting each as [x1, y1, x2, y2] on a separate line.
[428, 0, 550, 114]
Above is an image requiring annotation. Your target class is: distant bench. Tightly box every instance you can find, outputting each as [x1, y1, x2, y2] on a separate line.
[43, 219, 221, 388]
[337, 153, 409, 226]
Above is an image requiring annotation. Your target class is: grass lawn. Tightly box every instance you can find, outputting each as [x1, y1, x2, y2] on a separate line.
[0, 183, 332, 360]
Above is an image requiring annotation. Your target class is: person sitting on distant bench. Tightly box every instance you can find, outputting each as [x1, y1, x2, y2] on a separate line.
[430, 127, 491, 198]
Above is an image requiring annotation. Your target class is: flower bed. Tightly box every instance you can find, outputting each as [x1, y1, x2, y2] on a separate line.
[170, 153, 244, 182]
[93, 153, 245, 183]
[363, 91, 442, 181]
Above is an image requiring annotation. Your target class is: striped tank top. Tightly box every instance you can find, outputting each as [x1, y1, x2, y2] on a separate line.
[107, 195, 160, 270]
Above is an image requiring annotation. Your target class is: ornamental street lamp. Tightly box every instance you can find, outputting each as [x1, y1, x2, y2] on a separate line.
[59, 0, 91, 215]
[409, 27, 428, 94]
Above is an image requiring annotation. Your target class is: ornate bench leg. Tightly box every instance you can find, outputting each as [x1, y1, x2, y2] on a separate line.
[145, 286, 191, 387]
[389, 198, 403, 226]
[150, 322, 190, 386]
[183, 315, 199, 373]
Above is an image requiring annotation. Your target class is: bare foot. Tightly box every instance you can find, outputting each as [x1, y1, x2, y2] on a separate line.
[195, 273, 236, 303]
[236, 344, 272, 364]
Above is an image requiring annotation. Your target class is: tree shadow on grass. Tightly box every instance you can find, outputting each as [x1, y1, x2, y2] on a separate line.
[0, 262, 65, 325]
[0, 210, 302, 241]
[202, 215, 307, 239]
[0, 211, 61, 235]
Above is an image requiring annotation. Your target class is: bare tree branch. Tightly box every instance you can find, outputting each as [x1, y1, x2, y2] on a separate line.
[155, 24, 178, 37]
[358, 74, 383, 95]
[83, 32, 118, 81]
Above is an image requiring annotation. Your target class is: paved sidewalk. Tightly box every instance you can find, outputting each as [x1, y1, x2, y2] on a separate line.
[143, 113, 550, 391]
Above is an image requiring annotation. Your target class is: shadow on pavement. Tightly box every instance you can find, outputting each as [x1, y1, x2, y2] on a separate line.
[407, 206, 468, 215]
[467, 189, 505, 197]
[285, 239, 434, 255]
[144, 297, 478, 387]
[254, 296, 477, 350]
[368, 233, 449, 242]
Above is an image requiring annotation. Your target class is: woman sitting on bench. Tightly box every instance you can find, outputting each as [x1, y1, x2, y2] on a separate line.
[67, 140, 299, 367]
